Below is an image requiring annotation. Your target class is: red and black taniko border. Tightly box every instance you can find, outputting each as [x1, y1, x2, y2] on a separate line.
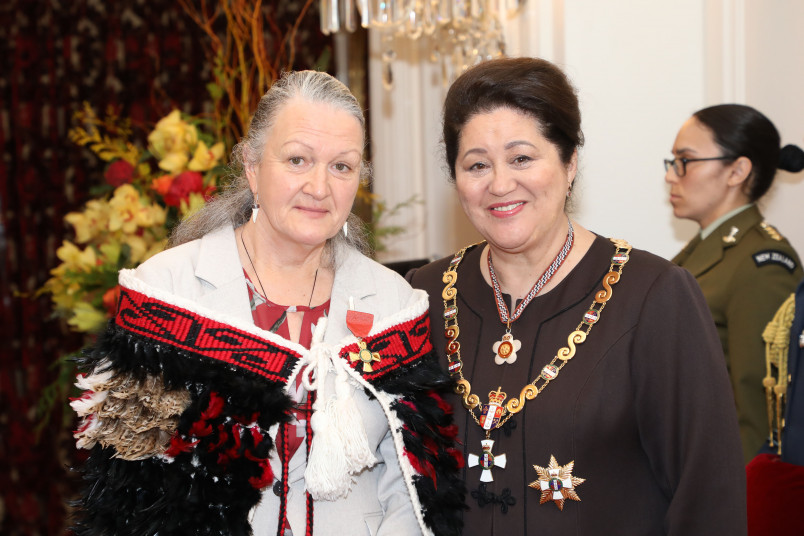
[340, 313, 433, 381]
[115, 287, 299, 383]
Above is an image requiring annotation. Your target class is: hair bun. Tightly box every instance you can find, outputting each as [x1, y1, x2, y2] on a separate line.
[779, 144, 804, 173]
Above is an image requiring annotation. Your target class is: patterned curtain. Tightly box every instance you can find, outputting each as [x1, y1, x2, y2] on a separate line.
[0, 1, 329, 534]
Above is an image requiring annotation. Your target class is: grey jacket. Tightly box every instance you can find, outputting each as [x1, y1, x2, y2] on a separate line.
[115, 225, 439, 535]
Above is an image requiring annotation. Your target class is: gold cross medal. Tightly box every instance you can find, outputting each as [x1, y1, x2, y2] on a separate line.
[349, 340, 381, 372]
[468, 439, 507, 482]
[346, 309, 381, 372]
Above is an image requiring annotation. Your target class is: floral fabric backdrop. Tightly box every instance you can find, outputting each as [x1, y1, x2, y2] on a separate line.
[0, 1, 328, 534]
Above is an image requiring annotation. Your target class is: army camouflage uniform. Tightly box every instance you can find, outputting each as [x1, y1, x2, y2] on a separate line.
[673, 204, 803, 463]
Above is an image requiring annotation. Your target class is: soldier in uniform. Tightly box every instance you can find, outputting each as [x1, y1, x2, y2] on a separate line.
[666, 103, 804, 463]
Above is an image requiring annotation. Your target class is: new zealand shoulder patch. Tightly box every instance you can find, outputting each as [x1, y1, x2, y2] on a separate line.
[753, 250, 798, 273]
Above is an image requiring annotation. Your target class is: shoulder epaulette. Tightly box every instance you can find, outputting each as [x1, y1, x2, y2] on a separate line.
[760, 221, 783, 241]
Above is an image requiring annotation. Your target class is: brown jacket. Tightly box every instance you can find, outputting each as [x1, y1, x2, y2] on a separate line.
[408, 235, 746, 536]
[673, 205, 803, 463]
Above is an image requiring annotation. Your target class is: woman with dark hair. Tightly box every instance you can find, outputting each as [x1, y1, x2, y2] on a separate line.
[667, 104, 804, 463]
[407, 57, 746, 534]
[69, 70, 464, 536]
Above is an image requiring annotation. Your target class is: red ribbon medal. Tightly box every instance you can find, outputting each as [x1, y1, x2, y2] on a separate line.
[346, 309, 374, 338]
[347, 310, 380, 372]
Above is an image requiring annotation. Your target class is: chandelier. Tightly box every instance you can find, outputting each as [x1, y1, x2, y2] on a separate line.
[319, 0, 523, 89]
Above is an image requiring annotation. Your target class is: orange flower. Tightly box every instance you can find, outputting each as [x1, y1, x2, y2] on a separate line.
[102, 285, 121, 316]
[151, 174, 174, 197]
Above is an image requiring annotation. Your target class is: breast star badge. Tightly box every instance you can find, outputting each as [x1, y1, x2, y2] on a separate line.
[529, 455, 585, 510]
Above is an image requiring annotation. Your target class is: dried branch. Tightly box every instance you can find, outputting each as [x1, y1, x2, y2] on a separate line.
[178, 0, 315, 144]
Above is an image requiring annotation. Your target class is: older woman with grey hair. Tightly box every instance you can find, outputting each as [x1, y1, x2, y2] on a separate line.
[70, 70, 464, 536]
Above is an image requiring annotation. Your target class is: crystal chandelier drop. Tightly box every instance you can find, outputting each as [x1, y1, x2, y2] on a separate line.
[320, 0, 523, 89]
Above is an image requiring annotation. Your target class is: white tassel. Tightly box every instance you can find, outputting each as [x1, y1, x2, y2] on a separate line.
[331, 367, 376, 473]
[303, 317, 353, 499]
[302, 316, 376, 500]
[304, 394, 354, 500]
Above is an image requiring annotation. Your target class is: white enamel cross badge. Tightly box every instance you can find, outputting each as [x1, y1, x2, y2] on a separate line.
[467, 439, 507, 482]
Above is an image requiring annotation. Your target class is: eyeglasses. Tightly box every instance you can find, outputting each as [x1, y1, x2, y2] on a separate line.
[663, 156, 735, 177]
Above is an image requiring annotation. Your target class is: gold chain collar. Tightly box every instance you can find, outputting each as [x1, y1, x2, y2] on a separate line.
[441, 238, 632, 430]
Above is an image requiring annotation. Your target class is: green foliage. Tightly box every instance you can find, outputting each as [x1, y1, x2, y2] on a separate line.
[364, 195, 422, 254]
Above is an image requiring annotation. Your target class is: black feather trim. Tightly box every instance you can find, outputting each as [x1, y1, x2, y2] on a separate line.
[71, 323, 294, 536]
[377, 351, 466, 536]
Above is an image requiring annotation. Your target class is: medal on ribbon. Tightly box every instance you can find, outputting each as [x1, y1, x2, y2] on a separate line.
[492, 331, 521, 365]
[347, 309, 381, 372]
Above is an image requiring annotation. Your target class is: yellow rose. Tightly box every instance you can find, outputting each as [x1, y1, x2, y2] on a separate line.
[148, 110, 199, 173]
[188, 141, 225, 172]
[108, 184, 144, 234]
[158, 152, 189, 174]
[56, 241, 97, 272]
[65, 199, 110, 243]
[133, 200, 167, 229]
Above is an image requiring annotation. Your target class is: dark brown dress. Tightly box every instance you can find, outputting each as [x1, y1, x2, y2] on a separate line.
[407, 235, 746, 535]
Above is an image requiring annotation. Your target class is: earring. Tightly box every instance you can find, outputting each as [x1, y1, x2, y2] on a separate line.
[342, 221, 348, 238]
[251, 193, 260, 223]
[566, 184, 573, 198]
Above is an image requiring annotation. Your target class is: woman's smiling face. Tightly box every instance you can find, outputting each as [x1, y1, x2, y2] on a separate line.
[454, 106, 576, 254]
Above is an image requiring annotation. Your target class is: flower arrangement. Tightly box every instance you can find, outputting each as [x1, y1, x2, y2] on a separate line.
[41, 0, 320, 336]
[40, 105, 226, 334]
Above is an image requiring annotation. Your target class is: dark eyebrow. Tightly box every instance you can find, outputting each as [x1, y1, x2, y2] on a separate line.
[672, 146, 699, 156]
[461, 140, 536, 159]
[504, 140, 535, 150]
[461, 147, 487, 159]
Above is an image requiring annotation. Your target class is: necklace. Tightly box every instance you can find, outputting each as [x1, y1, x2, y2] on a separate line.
[240, 229, 319, 308]
[441, 237, 632, 483]
[487, 219, 574, 365]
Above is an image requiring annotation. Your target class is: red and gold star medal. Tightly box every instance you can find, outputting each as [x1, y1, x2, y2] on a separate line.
[529, 455, 585, 510]
[347, 309, 381, 372]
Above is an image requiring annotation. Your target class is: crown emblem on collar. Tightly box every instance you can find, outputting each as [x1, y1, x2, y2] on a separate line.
[722, 226, 739, 244]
